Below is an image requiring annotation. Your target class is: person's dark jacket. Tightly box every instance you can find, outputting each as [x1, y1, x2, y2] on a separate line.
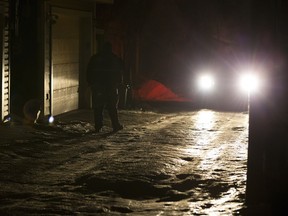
[87, 43, 123, 93]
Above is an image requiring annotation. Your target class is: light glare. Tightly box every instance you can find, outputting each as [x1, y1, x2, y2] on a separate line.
[240, 74, 259, 93]
[198, 74, 215, 91]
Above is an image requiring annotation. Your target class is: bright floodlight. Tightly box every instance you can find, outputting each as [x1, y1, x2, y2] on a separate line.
[198, 74, 215, 91]
[240, 73, 259, 93]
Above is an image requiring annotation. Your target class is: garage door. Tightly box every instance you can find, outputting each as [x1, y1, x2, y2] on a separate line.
[51, 7, 91, 115]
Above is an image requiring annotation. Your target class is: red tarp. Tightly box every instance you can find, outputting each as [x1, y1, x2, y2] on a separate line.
[133, 80, 190, 102]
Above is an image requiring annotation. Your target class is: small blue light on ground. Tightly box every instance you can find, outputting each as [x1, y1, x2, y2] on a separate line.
[48, 116, 54, 124]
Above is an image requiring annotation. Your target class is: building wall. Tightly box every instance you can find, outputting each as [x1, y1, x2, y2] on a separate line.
[7, 0, 96, 119]
[0, 0, 9, 122]
[43, 1, 94, 116]
[10, 0, 40, 119]
[7, 0, 113, 120]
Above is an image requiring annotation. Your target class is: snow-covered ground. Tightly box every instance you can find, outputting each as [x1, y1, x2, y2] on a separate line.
[0, 108, 248, 215]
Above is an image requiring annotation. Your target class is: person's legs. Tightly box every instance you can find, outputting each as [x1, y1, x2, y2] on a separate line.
[94, 105, 104, 132]
[92, 91, 105, 132]
[106, 91, 123, 131]
[107, 105, 123, 131]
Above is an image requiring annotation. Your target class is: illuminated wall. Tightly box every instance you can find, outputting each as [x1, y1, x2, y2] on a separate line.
[0, 0, 9, 122]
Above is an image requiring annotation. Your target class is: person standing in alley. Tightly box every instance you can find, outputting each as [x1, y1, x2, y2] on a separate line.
[87, 42, 124, 132]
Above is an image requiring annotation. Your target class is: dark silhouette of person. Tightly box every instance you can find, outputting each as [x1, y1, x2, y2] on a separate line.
[86, 42, 123, 132]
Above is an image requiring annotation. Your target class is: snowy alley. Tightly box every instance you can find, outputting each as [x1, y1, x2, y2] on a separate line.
[0, 108, 248, 215]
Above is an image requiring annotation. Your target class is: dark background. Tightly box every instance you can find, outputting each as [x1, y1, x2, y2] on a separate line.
[96, 0, 287, 98]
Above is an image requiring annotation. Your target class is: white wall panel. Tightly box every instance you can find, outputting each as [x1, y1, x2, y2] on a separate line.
[52, 8, 80, 115]
[0, 0, 9, 121]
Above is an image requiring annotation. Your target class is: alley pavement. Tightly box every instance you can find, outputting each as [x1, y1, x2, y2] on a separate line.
[0, 102, 196, 144]
[0, 106, 281, 215]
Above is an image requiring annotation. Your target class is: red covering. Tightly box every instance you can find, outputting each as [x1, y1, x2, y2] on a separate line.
[134, 80, 190, 102]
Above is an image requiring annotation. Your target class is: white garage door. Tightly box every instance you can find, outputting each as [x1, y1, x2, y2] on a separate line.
[52, 7, 90, 115]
